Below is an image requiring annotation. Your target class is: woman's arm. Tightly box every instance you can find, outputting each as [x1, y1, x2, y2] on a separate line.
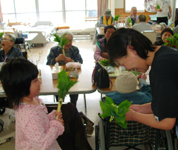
[130, 102, 153, 114]
[126, 109, 176, 130]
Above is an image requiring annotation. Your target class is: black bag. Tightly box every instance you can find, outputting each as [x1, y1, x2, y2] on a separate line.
[92, 62, 110, 88]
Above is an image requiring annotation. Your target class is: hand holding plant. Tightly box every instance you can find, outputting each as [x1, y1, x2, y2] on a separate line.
[100, 96, 132, 129]
[56, 70, 77, 119]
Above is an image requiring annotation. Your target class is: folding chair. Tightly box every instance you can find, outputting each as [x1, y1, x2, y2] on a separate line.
[142, 30, 157, 44]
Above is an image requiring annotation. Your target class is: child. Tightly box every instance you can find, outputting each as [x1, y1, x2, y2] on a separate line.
[106, 71, 152, 104]
[0, 58, 64, 150]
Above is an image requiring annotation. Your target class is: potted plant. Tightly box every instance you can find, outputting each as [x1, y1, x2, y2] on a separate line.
[56, 70, 77, 119]
[114, 14, 119, 27]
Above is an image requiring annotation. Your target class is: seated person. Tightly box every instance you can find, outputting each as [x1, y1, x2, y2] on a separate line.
[94, 25, 116, 61]
[125, 7, 139, 27]
[107, 71, 152, 104]
[154, 28, 173, 46]
[132, 14, 152, 33]
[175, 8, 178, 27]
[98, 9, 114, 27]
[0, 33, 23, 62]
[173, 24, 178, 34]
[46, 31, 83, 106]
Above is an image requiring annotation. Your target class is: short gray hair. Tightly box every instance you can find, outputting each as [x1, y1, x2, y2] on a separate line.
[4, 33, 16, 42]
[139, 14, 146, 22]
[131, 7, 137, 11]
[61, 31, 73, 39]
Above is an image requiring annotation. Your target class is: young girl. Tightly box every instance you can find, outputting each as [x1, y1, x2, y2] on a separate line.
[0, 58, 64, 150]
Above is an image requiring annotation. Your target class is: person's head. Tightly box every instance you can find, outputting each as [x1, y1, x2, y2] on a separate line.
[115, 71, 137, 94]
[161, 28, 173, 43]
[107, 28, 156, 73]
[0, 58, 39, 109]
[104, 9, 112, 20]
[61, 31, 73, 51]
[1, 33, 16, 52]
[104, 25, 116, 41]
[131, 7, 137, 17]
[138, 14, 146, 22]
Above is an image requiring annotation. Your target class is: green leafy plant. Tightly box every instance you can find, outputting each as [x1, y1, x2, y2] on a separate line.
[125, 69, 141, 77]
[156, 4, 160, 9]
[0, 32, 4, 38]
[100, 96, 132, 129]
[53, 33, 70, 55]
[128, 18, 132, 27]
[114, 14, 120, 21]
[99, 59, 110, 66]
[164, 33, 178, 49]
[56, 70, 77, 118]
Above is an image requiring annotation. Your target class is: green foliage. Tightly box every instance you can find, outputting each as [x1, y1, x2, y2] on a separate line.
[164, 33, 178, 49]
[128, 18, 132, 23]
[100, 96, 132, 129]
[57, 70, 78, 100]
[0, 32, 4, 38]
[53, 33, 70, 49]
[156, 4, 160, 9]
[99, 59, 110, 66]
[125, 69, 141, 77]
[114, 14, 120, 21]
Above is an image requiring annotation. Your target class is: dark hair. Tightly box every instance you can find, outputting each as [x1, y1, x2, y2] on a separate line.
[0, 58, 38, 108]
[161, 28, 173, 37]
[138, 14, 146, 22]
[104, 25, 116, 34]
[107, 28, 156, 66]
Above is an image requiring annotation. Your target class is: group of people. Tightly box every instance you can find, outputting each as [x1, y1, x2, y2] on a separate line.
[1, 1, 178, 149]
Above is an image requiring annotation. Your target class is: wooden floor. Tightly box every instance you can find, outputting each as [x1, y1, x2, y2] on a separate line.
[0, 39, 147, 150]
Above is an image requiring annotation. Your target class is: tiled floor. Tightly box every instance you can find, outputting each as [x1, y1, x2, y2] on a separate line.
[0, 38, 147, 150]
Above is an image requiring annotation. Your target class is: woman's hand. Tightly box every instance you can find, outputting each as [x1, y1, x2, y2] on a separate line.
[55, 54, 66, 62]
[99, 57, 107, 61]
[138, 73, 147, 80]
[64, 57, 74, 63]
[157, 9, 162, 12]
[125, 109, 135, 121]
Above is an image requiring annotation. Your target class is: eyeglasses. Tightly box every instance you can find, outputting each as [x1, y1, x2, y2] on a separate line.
[2, 38, 11, 41]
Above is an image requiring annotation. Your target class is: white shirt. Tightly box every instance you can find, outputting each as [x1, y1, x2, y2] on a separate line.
[156, 0, 171, 17]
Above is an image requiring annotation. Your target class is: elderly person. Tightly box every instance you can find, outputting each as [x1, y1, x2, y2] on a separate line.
[125, 7, 139, 27]
[94, 25, 116, 61]
[46, 31, 83, 106]
[154, 28, 173, 45]
[98, 9, 114, 27]
[0, 33, 23, 62]
[132, 14, 152, 33]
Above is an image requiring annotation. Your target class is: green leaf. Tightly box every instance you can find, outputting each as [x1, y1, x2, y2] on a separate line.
[156, 4, 160, 9]
[114, 14, 120, 21]
[105, 96, 114, 105]
[0, 32, 4, 38]
[128, 18, 132, 23]
[119, 99, 132, 109]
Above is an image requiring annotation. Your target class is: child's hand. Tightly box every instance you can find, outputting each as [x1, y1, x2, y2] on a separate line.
[55, 111, 64, 126]
[138, 73, 147, 80]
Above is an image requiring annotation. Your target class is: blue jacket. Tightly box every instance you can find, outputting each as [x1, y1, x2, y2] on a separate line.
[106, 84, 152, 105]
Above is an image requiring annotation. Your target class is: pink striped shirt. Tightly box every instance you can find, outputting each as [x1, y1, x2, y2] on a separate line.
[15, 97, 64, 150]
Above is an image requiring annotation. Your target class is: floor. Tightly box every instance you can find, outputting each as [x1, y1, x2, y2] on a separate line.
[0, 38, 147, 150]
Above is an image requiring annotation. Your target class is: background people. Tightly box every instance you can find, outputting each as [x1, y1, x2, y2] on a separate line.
[125, 7, 138, 27]
[155, 0, 171, 25]
[132, 14, 152, 33]
[0, 33, 23, 62]
[94, 25, 116, 61]
[98, 9, 114, 27]
[154, 28, 173, 45]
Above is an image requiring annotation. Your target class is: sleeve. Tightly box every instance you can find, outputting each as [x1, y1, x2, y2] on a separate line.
[72, 47, 83, 64]
[99, 16, 106, 27]
[47, 110, 56, 121]
[21, 111, 64, 150]
[94, 43, 102, 61]
[46, 48, 57, 65]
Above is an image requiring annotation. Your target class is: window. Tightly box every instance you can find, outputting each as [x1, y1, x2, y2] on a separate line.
[125, 0, 144, 12]
[1, 0, 97, 27]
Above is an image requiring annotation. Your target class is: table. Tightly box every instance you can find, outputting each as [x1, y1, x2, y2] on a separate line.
[24, 33, 38, 51]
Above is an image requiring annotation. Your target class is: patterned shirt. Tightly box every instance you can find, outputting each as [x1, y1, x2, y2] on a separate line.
[15, 97, 64, 150]
[0, 46, 23, 62]
[46, 45, 83, 65]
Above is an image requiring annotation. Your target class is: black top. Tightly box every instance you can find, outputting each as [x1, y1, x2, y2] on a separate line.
[150, 46, 178, 125]
[154, 40, 164, 46]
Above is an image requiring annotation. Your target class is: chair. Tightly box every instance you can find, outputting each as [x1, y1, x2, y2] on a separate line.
[142, 30, 157, 44]
[15, 37, 27, 59]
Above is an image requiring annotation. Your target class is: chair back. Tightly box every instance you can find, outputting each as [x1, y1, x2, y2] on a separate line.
[142, 30, 157, 44]
[15, 37, 25, 44]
